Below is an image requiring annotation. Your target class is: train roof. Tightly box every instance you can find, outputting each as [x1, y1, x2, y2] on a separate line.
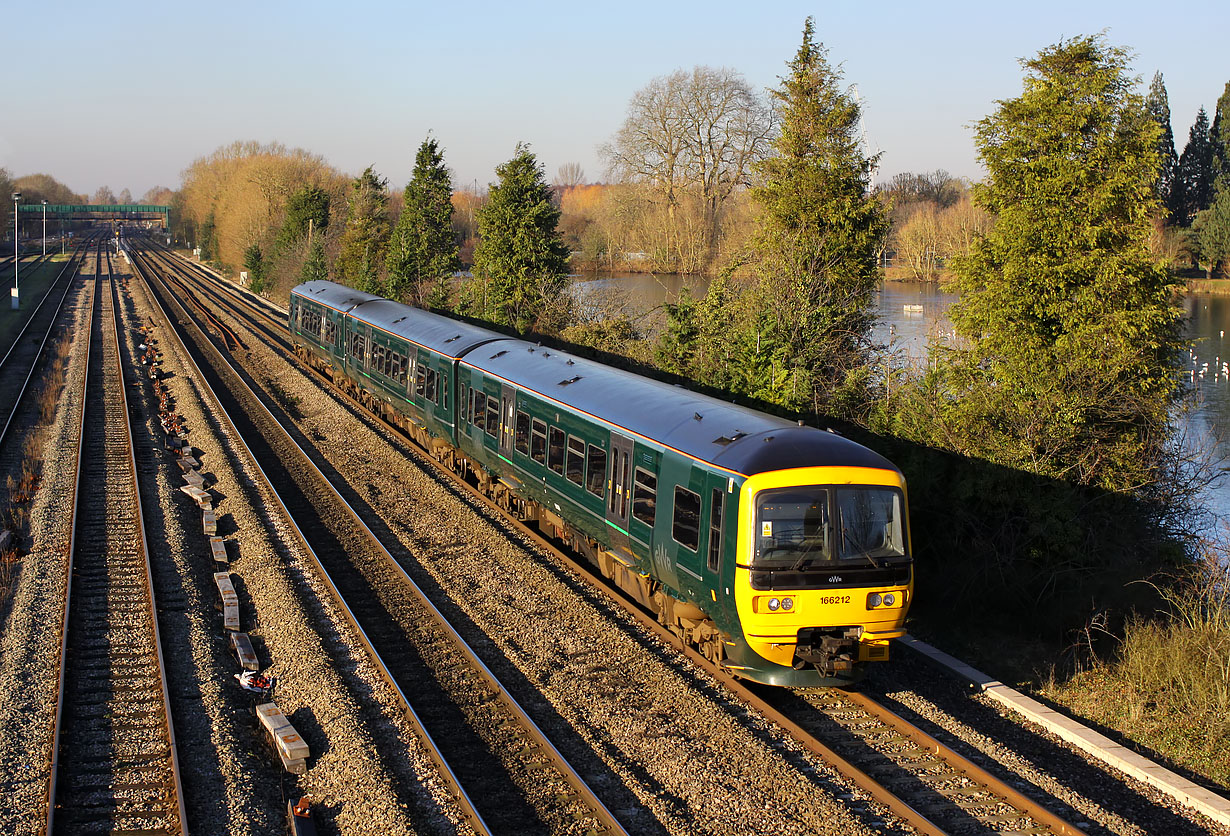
[351, 299, 503, 358]
[464, 339, 898, 478]
[292, 280, 383, 313]
[293, 280, 504, 358]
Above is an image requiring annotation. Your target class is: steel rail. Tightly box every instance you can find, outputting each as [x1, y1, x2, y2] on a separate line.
[130, 245, 633, 836]
[46, 247, 187, 833]
[148, 238, 1094, 836]
[0, 240, 92, 454]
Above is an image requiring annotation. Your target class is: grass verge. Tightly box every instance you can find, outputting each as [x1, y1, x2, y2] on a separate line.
[1039, 542, 1230, 789]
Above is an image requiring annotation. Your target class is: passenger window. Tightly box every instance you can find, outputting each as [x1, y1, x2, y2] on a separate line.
[323, 319, 336, 345]
[530, 419, 547, 465]
[425, 368, 438, 404]
[673, 487, 701, 552]
[472, 391, 485, 427]
[515, 411, 530, 455]
[708, 489, 724, 572]
[585, 444, 606, 498]
[416, 365, 426, 398]
[548, 427, 565, 474]
[632, 468, 657, 526]
[372, 344, 386, 374]
[566, 436, 585, 485]
[485, 396, 500, 436]
[350, 332, 366, 361]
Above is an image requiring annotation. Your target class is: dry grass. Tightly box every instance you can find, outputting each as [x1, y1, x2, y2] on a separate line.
[1042, 542, 1230, 788]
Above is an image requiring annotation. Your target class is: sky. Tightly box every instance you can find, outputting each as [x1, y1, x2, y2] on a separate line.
[4, 0, 1228, 200]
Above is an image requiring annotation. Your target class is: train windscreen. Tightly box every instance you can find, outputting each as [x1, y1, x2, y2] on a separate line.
[752, 486, 907, 570]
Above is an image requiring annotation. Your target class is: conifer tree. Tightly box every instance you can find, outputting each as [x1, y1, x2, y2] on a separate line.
[946, 35, 1183, 491]
[1192, 189, 1230, 277]
[299, 237, 328, 284]
[386, 137, 462, 309]
[467, 144, 570, 332]
[1145, 72, 1178, 214]
[243, 242, 266, 294]
[276, 185, 330, 253]
[1213, 82, 1230, 192]
[334, 166, 390, 294]
[744, 16, 888, 414]
[1176, 107, 1215, 224]
[198, 212, 218, 263]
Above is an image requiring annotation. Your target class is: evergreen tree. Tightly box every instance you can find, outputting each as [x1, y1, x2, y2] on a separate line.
[655, 287, 700, 375]
[744, 16, 888, 414]
[1145, 72, 1178, 215]
[198, 212, 218, 263]
[467, 144, 570, 332]
[243, 242, 266, 294]
[1213, 82, 1230, 192]
[1192, 189, 1230, 277]
[945, 35, 1184, 491]
[276, 185, 330, 253]
[1176, 107, 1215, 224]
[386, 137, 462, 309]
[299, 237, 328, 284]
[334, 166, 390, 294]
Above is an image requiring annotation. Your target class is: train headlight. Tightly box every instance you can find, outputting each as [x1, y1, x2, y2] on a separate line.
[868, 593, 882, 608]
[883, 593, 896, 607]
[767, 598, 781, 611]
[780, 597, 794, 611]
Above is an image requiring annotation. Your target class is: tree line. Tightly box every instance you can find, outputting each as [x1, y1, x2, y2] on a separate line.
[1146, 74, 1230, 275]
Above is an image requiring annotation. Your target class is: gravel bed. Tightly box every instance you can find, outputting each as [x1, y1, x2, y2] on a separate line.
[0, 273, 92, 834]
[199, 281, 917, 836]
[116, 267, 469, 835]
[862, 643, 1230, 835]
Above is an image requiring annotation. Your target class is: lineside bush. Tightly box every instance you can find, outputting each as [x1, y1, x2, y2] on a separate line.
[1042, 542, 1230, 787]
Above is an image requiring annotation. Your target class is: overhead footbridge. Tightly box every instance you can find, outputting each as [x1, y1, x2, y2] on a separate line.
[17, 204, 170, 228]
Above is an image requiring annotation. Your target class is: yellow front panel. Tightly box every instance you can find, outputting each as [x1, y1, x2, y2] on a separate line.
[734, 466, 913, 668]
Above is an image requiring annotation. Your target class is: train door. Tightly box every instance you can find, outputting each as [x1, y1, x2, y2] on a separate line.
[704, 472, 730, 596]
[605, 432, 634, 557]
[498, 384, 516, 459]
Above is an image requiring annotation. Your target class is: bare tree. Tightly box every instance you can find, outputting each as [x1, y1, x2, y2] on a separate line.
[602, 66, 774, 268]
[92, 185, 117, 205]
[554, 162, 586, 189]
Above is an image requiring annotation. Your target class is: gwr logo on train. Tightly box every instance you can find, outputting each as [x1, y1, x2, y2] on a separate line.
[289, 280, 914, 687]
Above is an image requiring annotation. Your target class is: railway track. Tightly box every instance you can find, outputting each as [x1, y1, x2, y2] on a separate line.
[132, 238, 1098, 836]
[47, 249, 187, 833]
[129, 241, 631, 834]
[0, 238, 92, 456]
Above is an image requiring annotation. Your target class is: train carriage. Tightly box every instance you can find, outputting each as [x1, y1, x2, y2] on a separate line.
[291, 281, 501, 461]
[289, 280, 914, 687]
[461, 339, 914, 686]
[289, 281, 375, 370]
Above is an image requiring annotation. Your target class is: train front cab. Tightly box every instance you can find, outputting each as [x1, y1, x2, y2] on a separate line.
[727, 465, 913, 687]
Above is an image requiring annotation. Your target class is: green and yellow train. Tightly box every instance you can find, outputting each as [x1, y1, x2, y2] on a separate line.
[290, 280, 913, 687]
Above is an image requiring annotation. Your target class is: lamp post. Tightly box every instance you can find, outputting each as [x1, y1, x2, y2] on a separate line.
[11, 192, 20, 310]
[41, 200, 47, 256]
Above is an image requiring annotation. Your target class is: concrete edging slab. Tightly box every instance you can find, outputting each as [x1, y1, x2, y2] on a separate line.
[898, 635, 1230, 828]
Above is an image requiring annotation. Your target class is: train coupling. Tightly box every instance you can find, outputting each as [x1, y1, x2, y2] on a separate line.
[793, 627, 861, 676]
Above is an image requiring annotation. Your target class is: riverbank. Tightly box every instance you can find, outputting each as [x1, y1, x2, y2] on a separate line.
[1189, 278, 1230, 295]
